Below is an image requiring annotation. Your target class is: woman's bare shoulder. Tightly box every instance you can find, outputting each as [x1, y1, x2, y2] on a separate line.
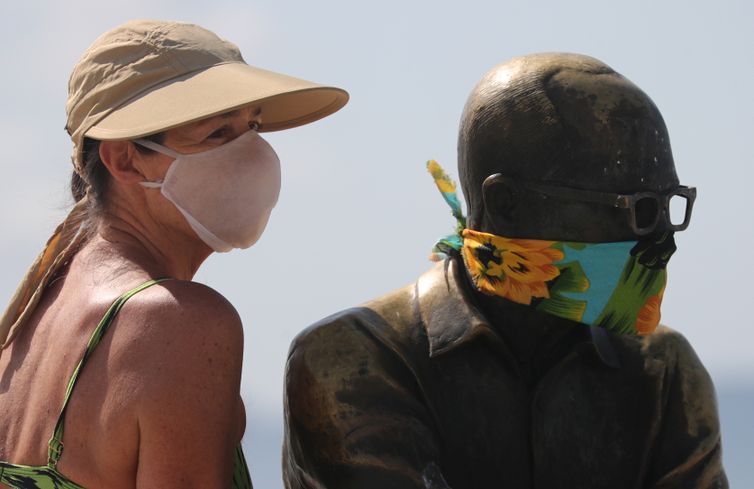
[112, 279, 244, 388]
[123, 279, 242, 339]
[107, 279, 245, 480]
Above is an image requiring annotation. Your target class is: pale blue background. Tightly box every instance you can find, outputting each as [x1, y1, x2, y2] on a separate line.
[1, 1, 751, 487]
[557, 241, 636, 324]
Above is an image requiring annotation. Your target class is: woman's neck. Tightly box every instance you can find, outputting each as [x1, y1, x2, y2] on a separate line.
[93, 212, 211, 281]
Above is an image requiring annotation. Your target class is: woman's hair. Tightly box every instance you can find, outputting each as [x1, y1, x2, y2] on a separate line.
[70, 133, 166, 219]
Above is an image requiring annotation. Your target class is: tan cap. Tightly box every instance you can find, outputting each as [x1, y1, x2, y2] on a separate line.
[0, 20, 348, 350]
[66, 19, 349, 172]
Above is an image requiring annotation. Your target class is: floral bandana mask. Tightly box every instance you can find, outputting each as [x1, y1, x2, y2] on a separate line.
[427, 160, 675, 335]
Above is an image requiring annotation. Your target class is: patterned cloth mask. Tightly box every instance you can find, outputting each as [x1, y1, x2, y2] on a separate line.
[427, 160, 675, 335]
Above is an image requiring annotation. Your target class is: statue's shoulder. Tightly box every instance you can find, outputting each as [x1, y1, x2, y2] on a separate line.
[288, 271, 436, 362]
[609, 324, 709, 376]
[641, 324, 694, 349]
[643, 325, 709, 369]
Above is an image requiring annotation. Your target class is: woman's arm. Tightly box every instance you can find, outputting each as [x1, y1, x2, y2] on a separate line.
[131, 281, 245, 489]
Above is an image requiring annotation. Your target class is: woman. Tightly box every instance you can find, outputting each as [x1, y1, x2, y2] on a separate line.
[0, 20, 347, 489]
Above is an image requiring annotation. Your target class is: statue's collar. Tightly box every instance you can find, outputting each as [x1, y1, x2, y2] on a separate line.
[416, 258, 620, 368]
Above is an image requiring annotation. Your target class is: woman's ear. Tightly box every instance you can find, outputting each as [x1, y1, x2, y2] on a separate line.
[481, 174, 518, 231]
[99, 140, 146, 184]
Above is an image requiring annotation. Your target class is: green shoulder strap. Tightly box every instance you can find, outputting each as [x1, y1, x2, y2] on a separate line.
[47, 277, 172, 469]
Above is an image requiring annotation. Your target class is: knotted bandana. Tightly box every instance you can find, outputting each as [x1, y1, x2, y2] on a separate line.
[427, 160, 675, 335]
[0, 197, 90, 349]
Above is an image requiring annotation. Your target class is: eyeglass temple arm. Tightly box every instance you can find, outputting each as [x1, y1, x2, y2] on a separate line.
[522, 182, 628, 207]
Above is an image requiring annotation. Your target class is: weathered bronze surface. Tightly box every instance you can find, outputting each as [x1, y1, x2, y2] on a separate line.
[283, 53, 726, 489]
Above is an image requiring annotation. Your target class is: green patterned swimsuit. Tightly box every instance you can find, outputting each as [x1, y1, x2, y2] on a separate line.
[0, 279, 252, 489]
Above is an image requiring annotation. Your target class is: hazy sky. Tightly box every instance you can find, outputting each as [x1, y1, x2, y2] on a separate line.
[1, 0, 751, 486]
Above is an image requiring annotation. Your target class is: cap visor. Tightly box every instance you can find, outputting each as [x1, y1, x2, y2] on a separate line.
[85, 62, 348, 139]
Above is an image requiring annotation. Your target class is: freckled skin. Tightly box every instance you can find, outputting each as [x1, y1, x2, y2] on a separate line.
[0, 109, 257, 489]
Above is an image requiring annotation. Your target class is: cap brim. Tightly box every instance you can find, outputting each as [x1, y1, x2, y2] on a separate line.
[85, 62, 348, 140]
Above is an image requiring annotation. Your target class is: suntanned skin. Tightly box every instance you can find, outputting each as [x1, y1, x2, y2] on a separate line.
[0, 106, 261, 489]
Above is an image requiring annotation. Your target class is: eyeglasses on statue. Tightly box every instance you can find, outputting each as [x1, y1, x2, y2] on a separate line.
[484, 174, 696, 236]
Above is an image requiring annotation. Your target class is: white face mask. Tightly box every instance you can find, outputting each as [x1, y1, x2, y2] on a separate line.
[135, 130, 281, 252]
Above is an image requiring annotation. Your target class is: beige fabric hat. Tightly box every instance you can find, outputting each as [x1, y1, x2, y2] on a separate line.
[67, 19, 349, 172]
[0, 19, 348, 349]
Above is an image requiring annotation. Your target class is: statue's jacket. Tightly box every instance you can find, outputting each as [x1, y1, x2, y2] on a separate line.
[283, 259, 726, 489]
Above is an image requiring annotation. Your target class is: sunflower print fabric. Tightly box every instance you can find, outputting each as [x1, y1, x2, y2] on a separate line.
[461, 231, 564, 304]
[426, 160, 675, 335]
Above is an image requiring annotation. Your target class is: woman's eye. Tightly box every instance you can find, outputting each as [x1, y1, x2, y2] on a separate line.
[207, 126, 229, 139]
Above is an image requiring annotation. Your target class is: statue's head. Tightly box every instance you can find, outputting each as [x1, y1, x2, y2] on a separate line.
[458, 53, 690, 242]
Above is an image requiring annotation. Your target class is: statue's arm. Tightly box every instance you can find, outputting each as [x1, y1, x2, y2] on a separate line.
[282, 313, 447, 489]
[646, 330, 728, 489]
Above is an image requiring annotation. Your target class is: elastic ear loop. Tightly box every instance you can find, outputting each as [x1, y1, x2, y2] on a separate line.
[133, 139, 181, 188]
[132, 138, 232, 251]
[133, 138, 181, 158]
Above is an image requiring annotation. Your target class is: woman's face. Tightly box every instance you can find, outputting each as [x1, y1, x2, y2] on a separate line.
[131, 106, 264, 249]
[139, 105, 262, 174]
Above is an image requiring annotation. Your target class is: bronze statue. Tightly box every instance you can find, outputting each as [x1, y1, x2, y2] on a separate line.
[282, 53, 726, 489]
